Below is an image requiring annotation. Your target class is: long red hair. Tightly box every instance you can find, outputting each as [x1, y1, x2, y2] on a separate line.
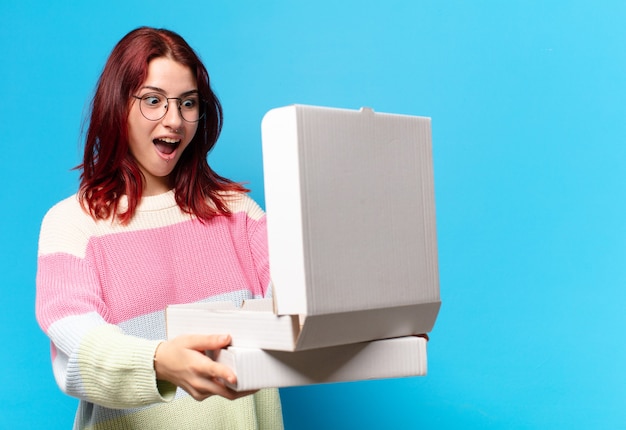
[79, 27, 247, 224]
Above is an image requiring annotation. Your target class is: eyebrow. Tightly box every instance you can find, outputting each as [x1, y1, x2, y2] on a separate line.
[139, 86, 200, 97]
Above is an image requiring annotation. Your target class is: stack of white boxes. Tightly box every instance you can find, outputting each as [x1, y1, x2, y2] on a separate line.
[167, 105, 441, 391]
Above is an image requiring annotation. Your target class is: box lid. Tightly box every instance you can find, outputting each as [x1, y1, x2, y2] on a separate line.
[262, 105, 440, 318]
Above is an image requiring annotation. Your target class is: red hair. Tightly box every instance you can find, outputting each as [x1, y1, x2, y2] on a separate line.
[78, 27, 247, 224]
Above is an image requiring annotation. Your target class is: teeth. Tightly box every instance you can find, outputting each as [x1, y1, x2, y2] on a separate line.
[158, 137, 180, 144]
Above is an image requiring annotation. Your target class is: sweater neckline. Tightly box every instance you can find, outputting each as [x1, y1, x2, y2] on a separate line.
[136, 190, 178, 212]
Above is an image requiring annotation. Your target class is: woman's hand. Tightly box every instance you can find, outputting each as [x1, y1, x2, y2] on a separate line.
[154, 334, 256, 401]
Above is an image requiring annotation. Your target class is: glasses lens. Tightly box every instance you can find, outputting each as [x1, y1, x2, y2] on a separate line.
[138, 94, 166, 121]
[179, 96, 202, 123]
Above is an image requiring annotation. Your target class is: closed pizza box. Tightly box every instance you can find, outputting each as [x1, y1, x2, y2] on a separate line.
[167, 105, 441, 352]
[212, 336, 428, 391]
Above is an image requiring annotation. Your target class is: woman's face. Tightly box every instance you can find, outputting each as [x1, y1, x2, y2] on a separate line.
[127, 57, 199, 195]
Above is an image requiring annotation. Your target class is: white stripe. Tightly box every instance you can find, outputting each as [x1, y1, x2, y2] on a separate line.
[38, 192, 264, 258]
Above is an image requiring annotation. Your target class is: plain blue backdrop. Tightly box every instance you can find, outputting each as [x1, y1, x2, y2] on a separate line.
[2, 1, 625, 429]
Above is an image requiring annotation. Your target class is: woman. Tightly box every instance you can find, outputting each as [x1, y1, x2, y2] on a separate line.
[36, 27, 283, 429]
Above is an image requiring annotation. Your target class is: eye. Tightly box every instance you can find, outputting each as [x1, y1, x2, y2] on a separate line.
[142, 94, 164, 107]
[181, 97, 198, 110]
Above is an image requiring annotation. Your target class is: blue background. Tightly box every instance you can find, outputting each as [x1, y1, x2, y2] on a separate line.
[2, 1, 625, 429]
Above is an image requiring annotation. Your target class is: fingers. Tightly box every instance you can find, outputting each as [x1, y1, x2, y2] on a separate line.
[179, 334, 238, 385]
[155, 334, 251, 401]
[183, 375, 238, 401]
[182, 333, 233, 351]
[184, 377, 258, 401]
[197, 353, 237, 387]
[159, 334, 237, 381]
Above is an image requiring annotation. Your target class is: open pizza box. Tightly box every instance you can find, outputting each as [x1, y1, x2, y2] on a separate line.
[166, 104, 440, 388]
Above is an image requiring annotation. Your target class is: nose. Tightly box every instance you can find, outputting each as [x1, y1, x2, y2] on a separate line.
[161, 100, 184, 130]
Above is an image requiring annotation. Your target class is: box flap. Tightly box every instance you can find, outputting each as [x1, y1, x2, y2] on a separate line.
[294, 301, 441, 350]
[262, 105, 439, 318]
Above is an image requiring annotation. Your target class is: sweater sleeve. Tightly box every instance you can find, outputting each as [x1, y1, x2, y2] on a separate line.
[35, 197, 176, 409]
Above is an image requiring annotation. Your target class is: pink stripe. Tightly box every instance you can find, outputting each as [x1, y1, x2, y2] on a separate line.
[36, 253, 107, 331]
[37, 213, 269, 327]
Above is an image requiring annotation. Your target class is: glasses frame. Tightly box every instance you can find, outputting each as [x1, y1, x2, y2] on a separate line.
[132, 93, 206, 123]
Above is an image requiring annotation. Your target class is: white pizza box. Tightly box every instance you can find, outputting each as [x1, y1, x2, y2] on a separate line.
[211, 336, 427, 391]
[167, 104, 440, 351]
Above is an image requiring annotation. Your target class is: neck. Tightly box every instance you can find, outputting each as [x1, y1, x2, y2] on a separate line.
[143, 177, 172, 196]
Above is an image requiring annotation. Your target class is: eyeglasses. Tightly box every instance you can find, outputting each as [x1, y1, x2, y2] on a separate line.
[132, 93, 205, 123]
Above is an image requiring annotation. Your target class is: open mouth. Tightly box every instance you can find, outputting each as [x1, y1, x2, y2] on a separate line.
[153, 138, 181, 156]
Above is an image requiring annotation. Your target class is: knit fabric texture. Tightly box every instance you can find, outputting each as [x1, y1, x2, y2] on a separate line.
[36, 190, 284, 429]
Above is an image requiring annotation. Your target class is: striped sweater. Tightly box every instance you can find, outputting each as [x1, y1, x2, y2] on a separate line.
[35, 190, 283, 430]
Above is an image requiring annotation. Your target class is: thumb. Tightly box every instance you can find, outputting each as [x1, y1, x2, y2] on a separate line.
[181, 334, 232, 351]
